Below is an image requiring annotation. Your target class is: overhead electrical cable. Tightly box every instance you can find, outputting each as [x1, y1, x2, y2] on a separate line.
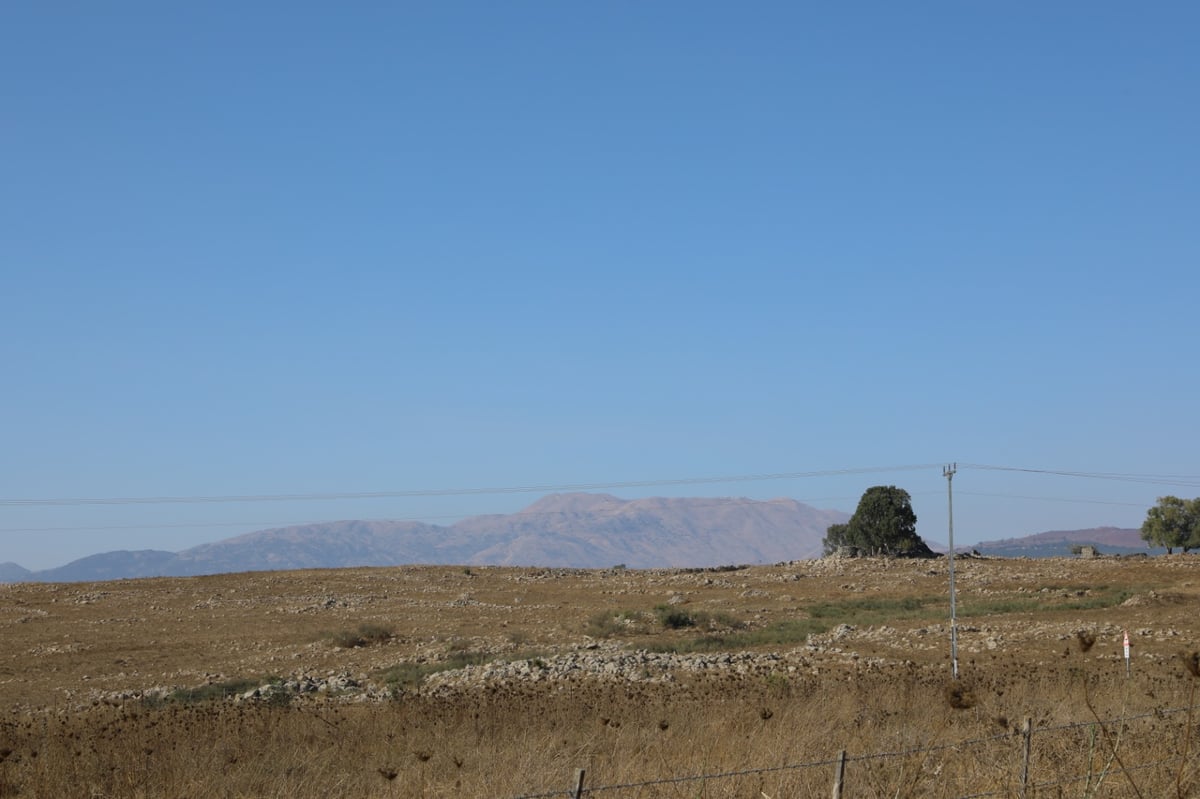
[0, 464, 942, 508]
[0, 489, 1144, 534]
[956, 491, 1149, 508]
[961, 464, 1200, 489]
[2, 463, 1193, 535]
[0, 495, 871, 534]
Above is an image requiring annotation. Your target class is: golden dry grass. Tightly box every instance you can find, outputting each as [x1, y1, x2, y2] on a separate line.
[1, 554, 1199, 797]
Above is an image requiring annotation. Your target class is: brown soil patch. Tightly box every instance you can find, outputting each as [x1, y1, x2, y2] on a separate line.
[1, 555, 1198, 708]
[1, 555, 1199, 797]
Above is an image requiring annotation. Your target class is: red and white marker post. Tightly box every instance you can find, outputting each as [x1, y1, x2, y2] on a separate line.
[1123, 629, 1131, 677]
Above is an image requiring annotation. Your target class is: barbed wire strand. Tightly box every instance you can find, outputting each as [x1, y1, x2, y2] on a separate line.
[1026, 754, 1184, 793]
[508, 703, 1200, 799]
[954, 755, 1186, 799]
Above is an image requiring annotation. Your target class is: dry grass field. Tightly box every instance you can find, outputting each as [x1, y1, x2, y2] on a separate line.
[2, 554, 1199, 797]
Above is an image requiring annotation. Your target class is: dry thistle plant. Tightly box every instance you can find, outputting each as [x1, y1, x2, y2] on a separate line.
[944, 682, 976, 710]
[1076, 629, 1097, 653]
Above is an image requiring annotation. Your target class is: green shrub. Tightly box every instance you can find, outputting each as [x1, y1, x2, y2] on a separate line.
[167, 677, 263, 704]
[703, 611, 744, 630]
[590, 606, 744, 640]
[647, 618, 830, 654]
[960, 587, 1134, 617]
[586, 609, 643, 637]
[1063, 589, 1132, 610]
[378, 663, 427, 690]
[807, 596, 937, 626]
[328, 623, 394, 648]
[378, 649, 549, 692]
[654, 605, 696, 629]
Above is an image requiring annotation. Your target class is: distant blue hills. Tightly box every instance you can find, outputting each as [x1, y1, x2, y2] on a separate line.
[0, 494, 1157, 583]
[969, 526, 1162, 558]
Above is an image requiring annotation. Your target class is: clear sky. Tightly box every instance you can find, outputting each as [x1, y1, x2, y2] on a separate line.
[3, 3, 1198, 570]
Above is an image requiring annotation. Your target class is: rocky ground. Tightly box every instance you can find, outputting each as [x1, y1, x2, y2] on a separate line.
[2, 554, 1197, 710]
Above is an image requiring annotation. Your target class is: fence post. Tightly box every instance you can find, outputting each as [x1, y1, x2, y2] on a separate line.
[1019, 718, 1032, 799]
[831, 750, 847, 799]
[572, 768, 586, 799]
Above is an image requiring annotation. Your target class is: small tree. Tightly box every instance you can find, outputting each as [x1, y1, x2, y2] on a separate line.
[822, 523, 852, 554]
[1190, 498, 1200, 552]
[823, 485, 935, 558]
[1141, 496, 1200, 554]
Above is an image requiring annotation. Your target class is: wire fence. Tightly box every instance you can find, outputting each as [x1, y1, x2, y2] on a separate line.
[510, 703, 1200, 798]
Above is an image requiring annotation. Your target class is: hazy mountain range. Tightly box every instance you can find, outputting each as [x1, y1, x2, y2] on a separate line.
[0, 493, 1153, 583]
[970, 526, 1159, 558]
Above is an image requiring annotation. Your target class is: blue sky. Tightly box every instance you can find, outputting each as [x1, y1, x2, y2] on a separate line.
[3, 3, 1198, 570]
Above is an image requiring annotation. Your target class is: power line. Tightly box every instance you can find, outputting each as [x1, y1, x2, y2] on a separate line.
[962, 463, 1200, 488]
[0, 495, 864, 534]
[1, 462, 1191, 534]
[957, 491, 1149, 508]
[0, 464, 941, 508]
[4, 463, 1195, 509]
[0, 489, 1158, 536]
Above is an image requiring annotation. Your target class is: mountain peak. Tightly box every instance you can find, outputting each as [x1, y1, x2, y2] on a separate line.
[519, 492, 625, 515]
[0, 562, 33, 583]
[3, 493, 849, 580]
[2, 495, 1153, 583]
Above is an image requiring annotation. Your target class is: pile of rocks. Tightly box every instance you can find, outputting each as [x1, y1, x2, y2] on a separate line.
[89, 644, 853, 708]
[234, 673, 362, 702]
[421, 647, 805, 694]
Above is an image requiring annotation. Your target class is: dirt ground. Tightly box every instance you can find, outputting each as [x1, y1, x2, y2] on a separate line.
[2, 554, 1197, 709]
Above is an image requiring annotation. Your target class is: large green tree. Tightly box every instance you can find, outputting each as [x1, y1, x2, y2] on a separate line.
[823, 485, 935, 557]
[1140, 496, 1200, 554]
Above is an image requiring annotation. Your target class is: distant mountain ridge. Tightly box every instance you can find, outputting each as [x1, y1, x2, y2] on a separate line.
[3, 494, 849, 582]
[0, 562, 33, 582]
[2, 499, 1162, 583]
[972, 526, 1161, 558]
